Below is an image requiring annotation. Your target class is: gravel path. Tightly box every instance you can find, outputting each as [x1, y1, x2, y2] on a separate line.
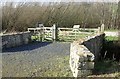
[2, 42, 72, 77]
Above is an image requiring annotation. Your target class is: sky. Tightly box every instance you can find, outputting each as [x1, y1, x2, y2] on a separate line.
[1, 0, 119, 3]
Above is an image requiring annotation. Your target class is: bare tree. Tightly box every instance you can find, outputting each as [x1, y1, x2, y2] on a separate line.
[2, 2, 119, 32]
[118, 1, 120, 41]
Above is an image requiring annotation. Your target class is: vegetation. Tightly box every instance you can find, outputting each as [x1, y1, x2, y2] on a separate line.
[90, 60, 120, 77]
[1, 2, 120, 33]
[105, 36, 118, 41]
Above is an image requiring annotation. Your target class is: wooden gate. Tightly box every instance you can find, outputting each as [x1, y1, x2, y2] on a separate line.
[28, 24, 104, 42]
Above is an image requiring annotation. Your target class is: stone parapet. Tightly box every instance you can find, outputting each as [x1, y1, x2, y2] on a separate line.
[69, 33, 105, 77]
[2, 32, 31, 49]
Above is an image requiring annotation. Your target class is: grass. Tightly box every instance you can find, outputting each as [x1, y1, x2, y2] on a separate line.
[94, 60, 119, 73]
[90, 60, 120, 77]
[39, 56, 72, 77]
[97, 35, 120, 77]
[105, 29, 119, 32]
[31, 35, 40, 41]
[105, 36, 119, 41]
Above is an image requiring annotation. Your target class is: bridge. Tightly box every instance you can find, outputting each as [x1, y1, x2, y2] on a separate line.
[2, 24, 105, 77]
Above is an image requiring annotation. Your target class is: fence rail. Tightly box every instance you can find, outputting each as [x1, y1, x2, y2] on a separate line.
[28, 24, 104, 42]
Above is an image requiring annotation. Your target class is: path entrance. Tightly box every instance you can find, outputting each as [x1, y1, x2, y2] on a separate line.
[2, 42, 72, 77]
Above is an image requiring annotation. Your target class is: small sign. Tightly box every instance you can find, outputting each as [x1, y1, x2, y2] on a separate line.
[38, 24, 44, 28]
[73, 25, 80, 28]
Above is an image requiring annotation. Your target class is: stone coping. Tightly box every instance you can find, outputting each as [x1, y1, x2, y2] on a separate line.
[73, 33, 105, 44]
[0, 31, 30, 36]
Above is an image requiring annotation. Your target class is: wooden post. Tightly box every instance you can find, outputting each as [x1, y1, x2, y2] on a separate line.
[38, 31, 41, 41]
[75, 29, 77, 41]
[34, 29, 35, 33]
[101, 24, 104, 33]
[52, 24, 58, 41]
[39, 29, 43, 42]
[28, 28, 29, 32]
[98, 27, 101, 34]
[38, 30, 43, 42]
[41, 29, 45, 42]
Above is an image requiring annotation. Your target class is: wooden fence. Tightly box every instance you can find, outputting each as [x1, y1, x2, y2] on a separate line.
[28, 24, 104, 42]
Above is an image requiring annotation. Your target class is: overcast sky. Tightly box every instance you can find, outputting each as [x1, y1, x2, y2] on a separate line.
[1, 0, 119, 3]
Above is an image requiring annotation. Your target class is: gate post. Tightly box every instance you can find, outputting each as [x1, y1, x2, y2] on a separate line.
[98, 27, 101, 34]
[101, 24, 104, 33]
[52, 24, 58, 41]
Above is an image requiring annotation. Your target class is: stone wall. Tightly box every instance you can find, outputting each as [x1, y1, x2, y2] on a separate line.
[83, 34, 105, 60]
[2, 32, 31, 49]
[69, 33, 105, 77]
